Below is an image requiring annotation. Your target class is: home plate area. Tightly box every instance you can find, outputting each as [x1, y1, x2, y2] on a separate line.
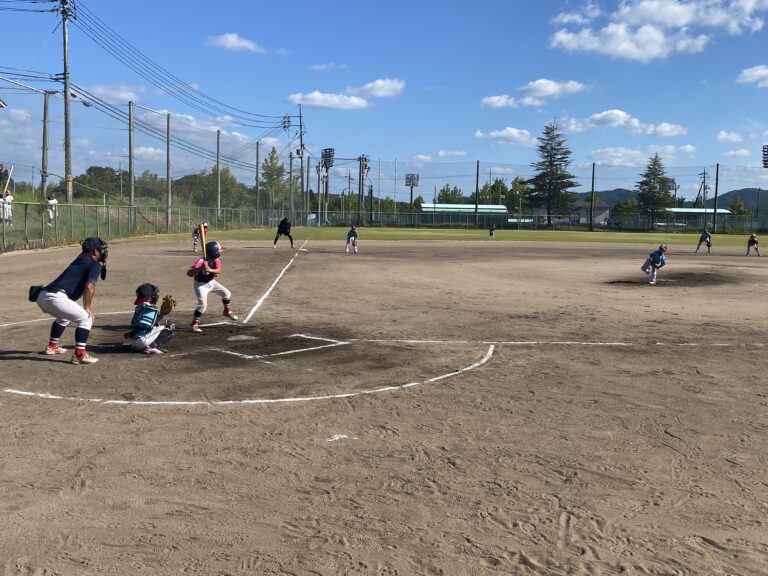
[7, 321, 491, 404]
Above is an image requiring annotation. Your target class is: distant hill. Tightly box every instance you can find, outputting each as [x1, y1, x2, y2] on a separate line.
[573, 187, 768, 214]
[704, 188, 767, 214]
[573, 188, 634, 207]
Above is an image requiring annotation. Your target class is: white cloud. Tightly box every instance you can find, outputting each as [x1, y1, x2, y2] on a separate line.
[737, 64, 768, 87]
[205, 33, 265, 53]
[548, 0, 768, 61]
[481, 78, 582, 109]
[309, 62, 349, 71]
[723, 148, 751, 157]
[590, 143, 697, 165]
[717, 130, 743, 142]
[438, 150, 467, 157]
[475, 127, 537, 147]
[480, 94, 543, 108]
[80, 83, 146, 103]
[564, 108, 686, 136]
[552, 2, 601, 25]
[287, 91, 370, 110]
[413, 154, 432, 162]
[8, 108, 31, 123]
[134, 146, 165, 160]
[520, 78, 586, 98]
[348, 78, 405, 98]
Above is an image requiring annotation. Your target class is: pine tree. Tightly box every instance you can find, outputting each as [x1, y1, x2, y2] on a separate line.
[635, 153, 674, 228]
[527, 122, 578, 226]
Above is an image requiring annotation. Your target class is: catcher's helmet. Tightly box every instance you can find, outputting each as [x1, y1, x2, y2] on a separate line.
[658, 244, 667, 253]
[134, 283, 159, 305]
[205, 241, 221, 259]
[81, 237, 108, 262]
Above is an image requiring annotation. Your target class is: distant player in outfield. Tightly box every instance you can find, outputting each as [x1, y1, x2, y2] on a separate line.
[641, 244, 667, 285]
[489, 223, 496, 239]
[695, 227, 711, 254]
[345, 225, 358, 254]
[273, 217, 294, 249]
[746, 233, 761, 256]
[187, 240, 238, 333]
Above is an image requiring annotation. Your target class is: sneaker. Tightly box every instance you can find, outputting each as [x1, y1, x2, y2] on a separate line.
[71, 352, 99, 365]
[190, 323, 202, 333]
[272, 245, 276, 249]
[649, 281, 657, 285]
[143, 347, 164, 354]
[44, 345, 68, 355]
[223, 309, 239, 321]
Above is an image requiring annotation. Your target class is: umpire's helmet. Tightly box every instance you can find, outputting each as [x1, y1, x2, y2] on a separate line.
[81, 237, 108, 262]
[134, 283, 159, 305]
[205, 241, 221, 259]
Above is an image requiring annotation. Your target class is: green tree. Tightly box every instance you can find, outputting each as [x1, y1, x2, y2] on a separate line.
[414, 194, 424, 210]
[436, 184, 464, 203]
[635, 153, 674, 227]
[527, 121, 578, 226]
[612, 197, 639, 216]
[261, 147, 287, 211]
[504, 176, 531, 213]
[729, 196, 751, 220]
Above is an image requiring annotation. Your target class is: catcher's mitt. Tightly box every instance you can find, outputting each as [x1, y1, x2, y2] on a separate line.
[159, 294, 177, 316]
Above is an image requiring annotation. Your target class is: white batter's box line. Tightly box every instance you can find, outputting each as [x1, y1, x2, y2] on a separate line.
[168, 334, 349, 360]
[499, 341, 631, 346]
[353, 338, 473, 345]
[3, 344, 496, 406]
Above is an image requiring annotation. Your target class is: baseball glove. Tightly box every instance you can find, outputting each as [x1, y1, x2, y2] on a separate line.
[159, 294, 177, 316]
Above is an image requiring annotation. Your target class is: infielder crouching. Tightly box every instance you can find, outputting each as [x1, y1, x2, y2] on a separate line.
[187, 240, 238, 333]
[125, 283, 175, 354]
[35, 237, 108, 365]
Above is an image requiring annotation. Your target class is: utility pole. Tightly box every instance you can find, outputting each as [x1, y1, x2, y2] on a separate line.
[216, 129, 221, 221]
[128, 101, 135, 230]
[165, 113, 172, 232]
[289, 151, 294, 217]
[357, 155, 369, 226]
[298, 105, 305, 215]
[712, 163, 720, 231]
[255, 141, 260, 223]
[40, 91, 51, 198]
[60, 0, 73, 203]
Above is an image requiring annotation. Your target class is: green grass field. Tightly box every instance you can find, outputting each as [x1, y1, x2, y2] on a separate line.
[148, 226, 748, 248]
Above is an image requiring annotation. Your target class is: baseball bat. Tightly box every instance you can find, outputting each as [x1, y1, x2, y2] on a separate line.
[199, 223, 207, 260]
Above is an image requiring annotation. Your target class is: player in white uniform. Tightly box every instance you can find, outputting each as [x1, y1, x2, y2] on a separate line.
[187, 241, 238, 333]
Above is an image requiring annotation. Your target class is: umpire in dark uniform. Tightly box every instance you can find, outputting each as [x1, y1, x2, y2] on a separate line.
[35, 237, 108, 365]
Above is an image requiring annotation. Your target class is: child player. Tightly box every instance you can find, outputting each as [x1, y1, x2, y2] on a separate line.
[746, 233, 761, 256]
[125, 283, 174, 354]
[345, 225, 359, 254]
[187, 240, 238, 333]
[641, 244, 667, 285]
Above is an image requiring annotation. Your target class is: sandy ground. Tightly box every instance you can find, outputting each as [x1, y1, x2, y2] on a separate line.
[1, 236, 767, 575]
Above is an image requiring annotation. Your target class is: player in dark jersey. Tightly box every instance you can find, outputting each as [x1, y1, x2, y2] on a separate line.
[273, 217, 294, 249]
[35, 237, 108, 364]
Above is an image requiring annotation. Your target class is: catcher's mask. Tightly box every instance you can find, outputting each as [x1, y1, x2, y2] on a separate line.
[81, 237, 108, 263]
[658, 244, 667, 253]
[205, 241, 221, 259]
[134, 283, 159, 305]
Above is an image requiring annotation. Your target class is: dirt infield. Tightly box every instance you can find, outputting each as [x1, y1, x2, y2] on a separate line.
[1, 237, 767, 575]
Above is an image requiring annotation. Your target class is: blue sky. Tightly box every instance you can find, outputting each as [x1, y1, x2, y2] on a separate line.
[1, 0, 768, 201]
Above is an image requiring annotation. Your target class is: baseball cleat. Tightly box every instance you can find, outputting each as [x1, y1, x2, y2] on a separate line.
[143, 347, 164, 354]
[190, 323, 202, 333]
[44, 345, 68, 355]
[71, 352, 99, 365]
[223, 309, 239, 321]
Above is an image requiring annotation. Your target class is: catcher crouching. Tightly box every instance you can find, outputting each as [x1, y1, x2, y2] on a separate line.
[124, 283, 176, 354]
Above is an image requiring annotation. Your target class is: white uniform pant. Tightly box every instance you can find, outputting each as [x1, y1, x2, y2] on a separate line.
[36, 290, 93, 330]
[129, 325, 167, 352]
[641, 258, 658, 283]
[194, 279, 230, 314]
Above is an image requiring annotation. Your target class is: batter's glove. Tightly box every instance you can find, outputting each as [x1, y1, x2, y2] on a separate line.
[159, 294, 177, 316]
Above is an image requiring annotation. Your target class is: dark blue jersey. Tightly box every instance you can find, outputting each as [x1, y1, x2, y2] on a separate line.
[46, 252, 103, 300]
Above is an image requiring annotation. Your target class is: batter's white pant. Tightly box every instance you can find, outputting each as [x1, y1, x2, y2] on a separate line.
[194, 279, 231, 313]
[36, 290, 93, 330]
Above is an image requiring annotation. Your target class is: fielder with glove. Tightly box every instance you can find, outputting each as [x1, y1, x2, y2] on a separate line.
[124, 283, 175, 354]
[345, 225, 359, 254]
